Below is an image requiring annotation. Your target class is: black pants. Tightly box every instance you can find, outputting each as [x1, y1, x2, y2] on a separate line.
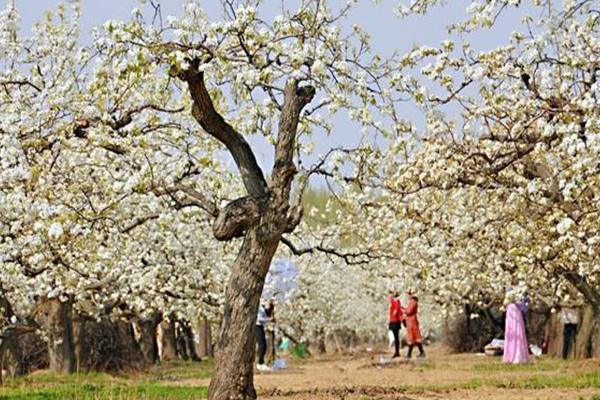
[255, 325, 267, 364]
[389, 322, 401, 356]
[563, 323, 577, 360]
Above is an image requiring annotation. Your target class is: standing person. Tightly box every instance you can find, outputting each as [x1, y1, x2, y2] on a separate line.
[265, 299, 276, 363]
[404, 291, 425, 359]
[503, 303, 529, 364]
[255, 302, 270, 371]
[388, 291, 403, 358]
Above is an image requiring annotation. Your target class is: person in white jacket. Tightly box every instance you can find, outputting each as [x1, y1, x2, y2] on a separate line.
[255, 303, 271, 371]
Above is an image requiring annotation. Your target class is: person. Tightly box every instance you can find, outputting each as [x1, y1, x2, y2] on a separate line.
[503, 302, 529, 364]
[255, 302, 271, 371]
[388, 291, 403, 358]
[404, 291, 425, 359]
[265, 299, 276, 363]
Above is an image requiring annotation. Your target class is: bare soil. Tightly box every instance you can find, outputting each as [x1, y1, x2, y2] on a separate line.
[253, 345, 599, 399]
[173, 345, 600, 399]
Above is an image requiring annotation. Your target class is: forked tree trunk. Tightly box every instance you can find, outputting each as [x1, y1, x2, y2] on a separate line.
[208, 228, 280, 400]
[181, 68, 314, 399]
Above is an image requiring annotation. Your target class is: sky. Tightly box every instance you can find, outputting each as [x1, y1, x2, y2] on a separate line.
[12, 0, 536, 182]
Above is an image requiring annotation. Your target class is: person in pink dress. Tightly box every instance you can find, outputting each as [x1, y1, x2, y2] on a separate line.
[503, 303, 529, 364]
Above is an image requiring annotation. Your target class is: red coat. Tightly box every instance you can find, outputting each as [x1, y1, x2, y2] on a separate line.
[389, 296, 403, 323]
[405, 297, 422, 344]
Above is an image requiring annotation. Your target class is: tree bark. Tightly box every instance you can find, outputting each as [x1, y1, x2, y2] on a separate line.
[112, 319, 146, 371]
[182, 323, 201, 361]
[207, 228, 280, 400]
[72, 314, 88, 372]
[195, 318, 213, 358]
[38, 298, 76, 374]
[176, 321, 189, 360]
[135, 314, 161, 365]
[0, 332, 25, 378]
[181, 67, 314, 399]
[160, 318, 179, 361]
[574, 305, 600, 358]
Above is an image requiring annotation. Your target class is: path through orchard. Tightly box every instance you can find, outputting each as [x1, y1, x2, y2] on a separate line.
[173, 345, 600, 400]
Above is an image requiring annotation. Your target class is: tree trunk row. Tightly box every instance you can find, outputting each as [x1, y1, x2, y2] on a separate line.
[29, 300, 213, 375]
[547, 305, 600, 359]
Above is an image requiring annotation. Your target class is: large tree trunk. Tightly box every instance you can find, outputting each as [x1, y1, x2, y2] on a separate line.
[135, 314, 161, 365]
[0, 330, 26, 378]
[176, 321, 189, 360]
[38, 298, 76, 374]
[207, 229, 279, 400]
[195, 318, 213, 358]
[182, 69, 313, 399]
[114, 320, 146, 370]
[574, 305, 600, 358]
[182, 323, 201, 361]
[72, 315, 88, 372]
[160, 318, 179, 361]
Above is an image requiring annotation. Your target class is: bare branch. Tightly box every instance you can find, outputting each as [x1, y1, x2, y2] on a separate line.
[280, 236, 374, 265]
[182, 68, 269, 200]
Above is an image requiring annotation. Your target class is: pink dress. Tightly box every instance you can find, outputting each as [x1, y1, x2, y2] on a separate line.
[503, 303, 529, 364]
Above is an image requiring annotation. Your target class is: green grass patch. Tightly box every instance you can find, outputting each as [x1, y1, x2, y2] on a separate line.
[392, 370, 600, 394]
[473, 357, 569, 372]
[0, 361, 213, 400]
[0, 383, 207, 400]
[147, 359, 214, 381]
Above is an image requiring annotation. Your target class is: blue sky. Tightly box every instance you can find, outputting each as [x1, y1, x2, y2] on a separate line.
[13, 0, 534, 179]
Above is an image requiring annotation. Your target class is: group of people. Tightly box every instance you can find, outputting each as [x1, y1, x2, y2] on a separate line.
[388, 290, 425, 359]
[254, 289, 572, 369]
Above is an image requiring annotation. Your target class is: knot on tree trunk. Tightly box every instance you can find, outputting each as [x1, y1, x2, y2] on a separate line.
[296, 85, 316, 106]
[213, 197, 261, 241]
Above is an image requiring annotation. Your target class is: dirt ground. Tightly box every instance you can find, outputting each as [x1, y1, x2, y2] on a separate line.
[252, 345, 600, 399]
[177, 345, 599, 399]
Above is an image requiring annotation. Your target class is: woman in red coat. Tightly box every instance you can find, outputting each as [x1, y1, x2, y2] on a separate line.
[404, 291, 425, 358]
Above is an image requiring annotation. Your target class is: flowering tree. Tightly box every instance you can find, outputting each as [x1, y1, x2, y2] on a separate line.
[0, 2, 235, 372]
[354, 0, 600, 350]
[3, 0, 400, 397]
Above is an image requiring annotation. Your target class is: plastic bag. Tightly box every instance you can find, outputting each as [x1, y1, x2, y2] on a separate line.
[279, 338, 290, 351]
[272, 358, 287, 370]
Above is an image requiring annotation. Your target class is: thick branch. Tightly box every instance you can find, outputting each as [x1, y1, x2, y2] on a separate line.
[182, 69, 268, 200]
[172, 185, 219, 217]
[272, 80, 315, 192]
[213, 197, 261, 241]
[154, 184, 219, 217]
[561, 269, 600, 308]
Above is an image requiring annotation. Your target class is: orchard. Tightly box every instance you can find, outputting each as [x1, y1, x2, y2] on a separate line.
[0, 1, 598, 399]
